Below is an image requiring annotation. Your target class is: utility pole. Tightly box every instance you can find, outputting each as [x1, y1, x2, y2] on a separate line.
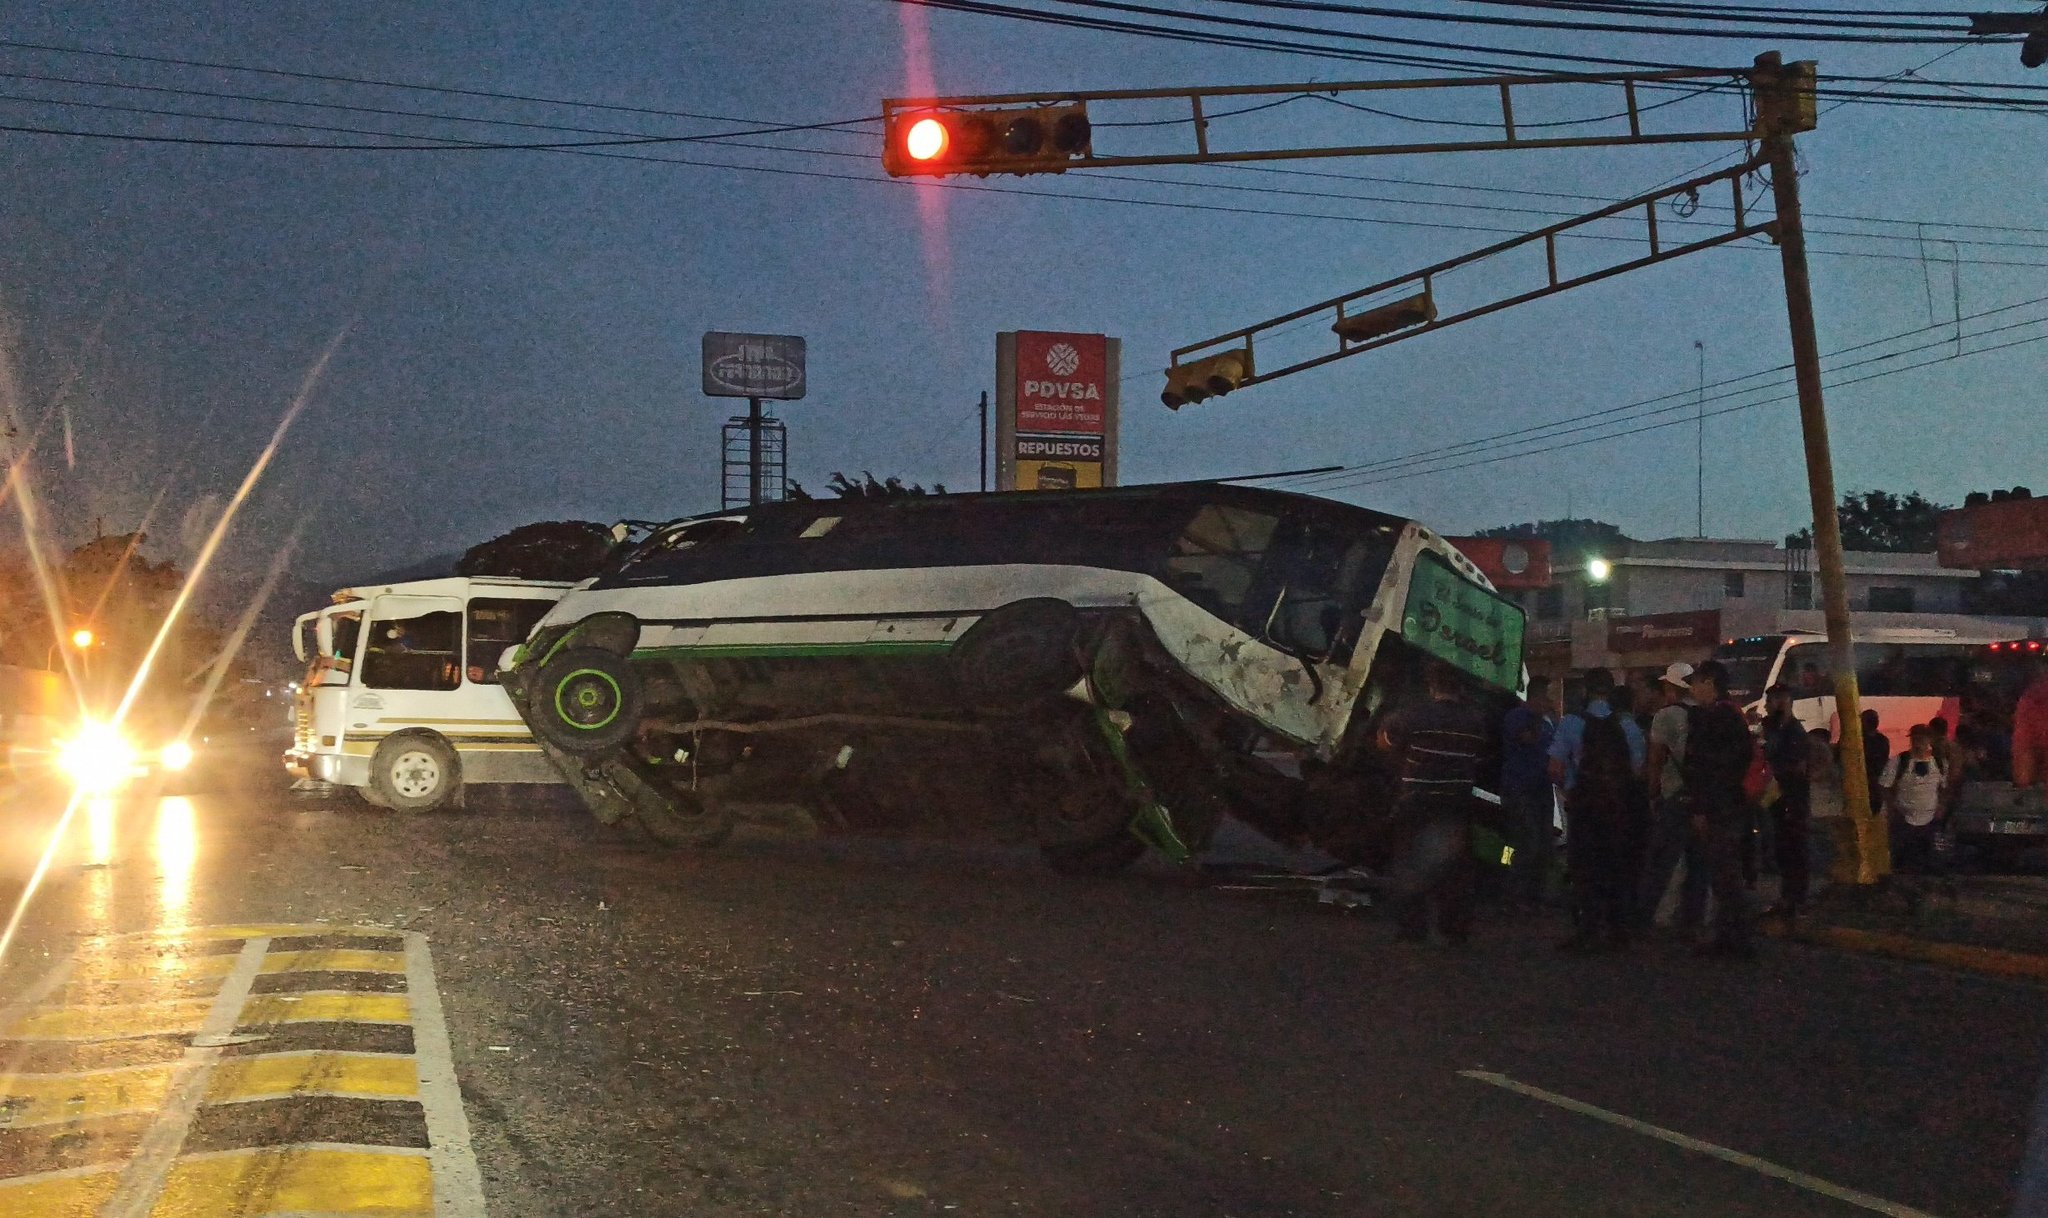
[979, 390, 989, 493]
[1755, 52, 1883, 882]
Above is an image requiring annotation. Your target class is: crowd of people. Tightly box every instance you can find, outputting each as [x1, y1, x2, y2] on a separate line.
[1374, 651, 2048, 960]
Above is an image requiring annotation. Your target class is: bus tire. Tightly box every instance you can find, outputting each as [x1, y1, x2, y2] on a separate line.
[951, 599, 1081, 706]
[368, 732, 461, 812]
[1028, 712, 1144, 872]
[532, 647, 642, 755]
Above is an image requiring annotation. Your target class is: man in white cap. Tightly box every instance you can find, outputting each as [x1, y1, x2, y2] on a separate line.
[1637, 661, 1706, 933]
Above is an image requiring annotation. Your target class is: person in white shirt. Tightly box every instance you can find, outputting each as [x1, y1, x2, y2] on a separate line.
[1882, 724, 1947, 873]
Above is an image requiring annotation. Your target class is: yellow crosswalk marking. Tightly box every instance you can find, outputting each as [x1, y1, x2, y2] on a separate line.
[238, 992, 412, 1026]
[68, 954, 240, 983]
[0, 1063, 176, 1128]
[258, 948, 407, 975]
[1, 998, 214, 1042]
[107, 923, 399, 943]
[204, 1052, 418, 1104]
[151, 1146, 433, 1217]
[0, 1165, 122, 1215]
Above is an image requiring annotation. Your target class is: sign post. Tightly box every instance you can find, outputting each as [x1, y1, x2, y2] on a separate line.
[702, 332, 807, 505]
[995, 331, 1119, 491]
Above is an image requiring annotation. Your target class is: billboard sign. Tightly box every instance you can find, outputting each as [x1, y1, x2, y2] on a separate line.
[1607, 609, 1722, 654]
[1939, 496, 2048, 570]
[702, 332, 807, 400]
[996, 331, 1120, 491]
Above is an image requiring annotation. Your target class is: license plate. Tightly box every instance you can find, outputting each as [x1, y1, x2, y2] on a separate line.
[1991, 819, 2043, 835]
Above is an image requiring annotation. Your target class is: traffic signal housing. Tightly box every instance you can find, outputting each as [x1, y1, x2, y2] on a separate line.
[1162, 348, 1254, 410]
[884, 104, 1092, 177]
[1332, 291, 1437, 345]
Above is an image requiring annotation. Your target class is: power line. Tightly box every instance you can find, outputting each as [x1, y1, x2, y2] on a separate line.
[1295, 327, 2048, 490]
[1198, 0, 2009, 43]
[1275, 299, 2048, 491]
[887, 0, 2048, 112]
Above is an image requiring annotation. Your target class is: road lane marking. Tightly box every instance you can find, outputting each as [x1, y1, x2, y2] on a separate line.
[153, 1143, 433, 1217]
[1459, 1069, 1945, 1218]
[0, 1061, 175, 1128]
[203, 1051, 418, 1105]
[0, 998, 215, 1042]
[0, 1162, 120, 1213]
[406, 928, 488, 1218]
[259, 948, 407, 975]
[66, 953, 242, 984]
[239, 992, 412, 1026]
[100, 936, 270, 1218]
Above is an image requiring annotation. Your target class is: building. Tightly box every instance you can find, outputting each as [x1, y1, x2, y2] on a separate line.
[1514, 536, 1999, 678]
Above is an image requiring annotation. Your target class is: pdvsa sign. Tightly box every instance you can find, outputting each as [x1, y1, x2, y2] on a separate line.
[702, 332, 807, 400]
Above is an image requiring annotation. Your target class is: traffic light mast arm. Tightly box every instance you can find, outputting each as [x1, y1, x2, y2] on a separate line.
[1171, 154, 1771, 386]
[885, 66, 1758, 176]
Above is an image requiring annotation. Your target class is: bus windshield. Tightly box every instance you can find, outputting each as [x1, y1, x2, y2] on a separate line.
[1713, 635, 1785, 703]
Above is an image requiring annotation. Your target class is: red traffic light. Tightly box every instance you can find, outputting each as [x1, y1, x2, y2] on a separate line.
[884, 104, 1091, 178]
[904, 117, 949, 163]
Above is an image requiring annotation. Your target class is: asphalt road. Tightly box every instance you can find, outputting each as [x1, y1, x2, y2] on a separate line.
[3, 756, 2045, 1218]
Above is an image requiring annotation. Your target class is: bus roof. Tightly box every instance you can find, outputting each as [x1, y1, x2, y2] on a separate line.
[641, 481, 1414, 534]
[328, 575, 575, 605]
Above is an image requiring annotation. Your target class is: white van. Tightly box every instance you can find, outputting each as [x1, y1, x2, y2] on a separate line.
[286, 576, 569, 810]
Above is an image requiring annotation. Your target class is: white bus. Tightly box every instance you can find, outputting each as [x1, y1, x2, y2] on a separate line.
[1709, 622, 2048, 759]
[286, 576, 570, 810]
[499, 484, 1528, 872]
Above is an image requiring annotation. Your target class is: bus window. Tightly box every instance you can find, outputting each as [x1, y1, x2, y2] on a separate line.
[307, 611, 362, 686]
[1261, 520, 1395, 664]
[362, 610, 461, 691]
[466, 598, 556, 684]
[1162, 504, 1281, 633]
[1852, 643, 1974, 697]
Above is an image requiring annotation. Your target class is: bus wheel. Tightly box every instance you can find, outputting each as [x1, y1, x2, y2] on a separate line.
[368, 733, 461, 812]
[952, 599, 1081, 707]
[600, 759, 734, 848]
[532, 647, 642, 755]
[1030, 716, 1144, 874]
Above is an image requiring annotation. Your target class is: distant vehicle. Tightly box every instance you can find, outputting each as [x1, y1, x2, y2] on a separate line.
[500, 483, 1525, 872]
[1711, 625, 2048, 868]
[285, 576, 569, 810]
[1710, 624, 2047, 758]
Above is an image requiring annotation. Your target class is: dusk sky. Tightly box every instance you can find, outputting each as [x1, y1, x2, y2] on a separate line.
[1, 0, 2043, 589]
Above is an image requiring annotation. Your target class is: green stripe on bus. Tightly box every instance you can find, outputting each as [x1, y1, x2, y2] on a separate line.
[630, 640, 955, 661]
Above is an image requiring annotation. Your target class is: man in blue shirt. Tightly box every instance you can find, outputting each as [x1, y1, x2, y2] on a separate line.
[1549, 669, 1649, 952]
[1500, 676, 1557, 909]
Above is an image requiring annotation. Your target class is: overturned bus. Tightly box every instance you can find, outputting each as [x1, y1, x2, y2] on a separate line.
[498, 483, 1525, 872]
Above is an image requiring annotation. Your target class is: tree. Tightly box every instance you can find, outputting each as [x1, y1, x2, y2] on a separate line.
[785, 471, 947, 501]
[457, 521, 616, 581]
[1784, 490, 1948, 553]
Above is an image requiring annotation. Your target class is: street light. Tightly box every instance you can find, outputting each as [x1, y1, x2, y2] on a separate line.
[46, 627, 99, 670]
[1586, 558, 1613, 582]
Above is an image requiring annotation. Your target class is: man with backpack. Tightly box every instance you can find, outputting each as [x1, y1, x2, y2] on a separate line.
[1549, 669, 1648, 954]
[1685, 660, 1759, 959]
